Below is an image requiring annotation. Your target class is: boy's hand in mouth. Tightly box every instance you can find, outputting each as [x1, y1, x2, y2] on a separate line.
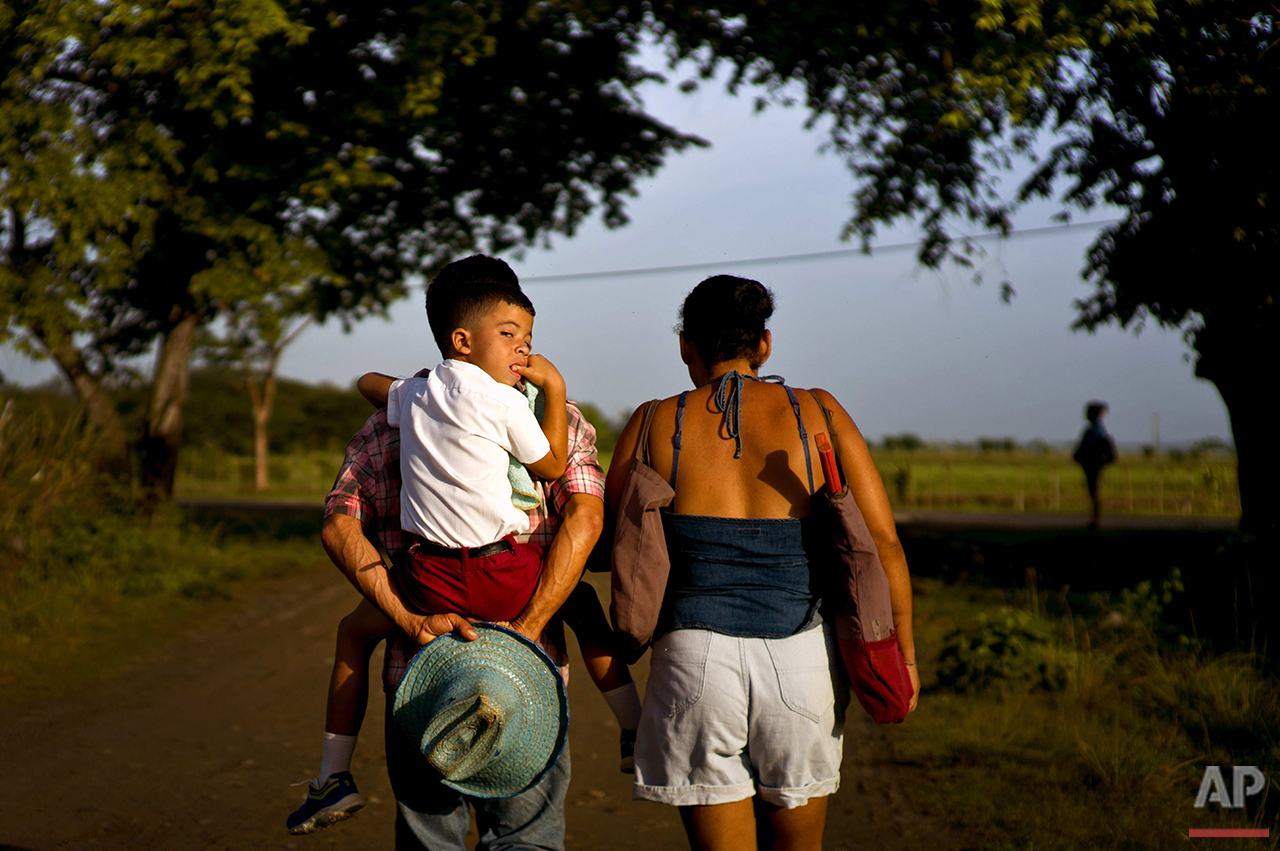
[513, 354, 565, 396]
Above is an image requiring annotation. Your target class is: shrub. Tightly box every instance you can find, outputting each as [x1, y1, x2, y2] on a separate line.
[882, 432, 924, 451]
[899, 574, 1279, 850]
[0, 397, 318, 698]
[934, 607, 1069, 693]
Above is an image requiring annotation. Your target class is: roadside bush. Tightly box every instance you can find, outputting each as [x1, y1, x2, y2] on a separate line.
[977, 436, 1019, 452]
[934, 608, 1069, 693]
[0, 399, 318, 702]
[882, 432, 924, 451]
[899, 574, 1279, 850]
[1076, 568, 1195, 652]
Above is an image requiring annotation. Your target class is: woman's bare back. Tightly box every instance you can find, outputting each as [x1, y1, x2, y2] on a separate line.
[645, 379, 832, 519]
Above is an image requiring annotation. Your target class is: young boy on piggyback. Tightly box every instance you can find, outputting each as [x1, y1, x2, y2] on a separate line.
[288, 256, 641, 835]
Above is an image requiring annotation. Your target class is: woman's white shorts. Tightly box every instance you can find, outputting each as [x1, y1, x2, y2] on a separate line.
[633, 622, 847, 809]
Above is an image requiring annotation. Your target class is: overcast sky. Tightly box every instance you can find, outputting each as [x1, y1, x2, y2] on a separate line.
[2, 58, 1231, 447]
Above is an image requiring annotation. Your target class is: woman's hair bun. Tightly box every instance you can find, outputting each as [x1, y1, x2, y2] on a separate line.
[678, 275, 775, 369]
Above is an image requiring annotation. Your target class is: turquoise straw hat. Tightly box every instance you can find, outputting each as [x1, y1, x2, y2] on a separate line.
[393, 623, 569, 799]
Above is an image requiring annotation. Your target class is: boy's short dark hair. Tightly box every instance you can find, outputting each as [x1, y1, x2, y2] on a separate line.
[1085, 401, 1108, 422]
[425, 255, 535, 357]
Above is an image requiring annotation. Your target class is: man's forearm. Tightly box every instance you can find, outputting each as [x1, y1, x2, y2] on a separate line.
[322, 514, 414, 628]
[511, 493, 604, 640]
[321, 513, 475, 644]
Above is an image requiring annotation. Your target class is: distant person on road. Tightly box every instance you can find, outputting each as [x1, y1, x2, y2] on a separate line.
[606, 276, 918, 851]
[306, 255, 617, 851]
[1073, 400, 1117, 528]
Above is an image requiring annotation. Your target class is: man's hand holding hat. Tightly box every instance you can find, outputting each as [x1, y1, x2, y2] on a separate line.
[403, 612, 479, 645]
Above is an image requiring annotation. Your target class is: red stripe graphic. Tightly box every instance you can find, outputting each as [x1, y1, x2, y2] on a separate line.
[1188, 829, 1270, 838]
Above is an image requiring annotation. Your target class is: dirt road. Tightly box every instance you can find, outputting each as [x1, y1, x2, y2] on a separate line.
[2, 568, 965, 851]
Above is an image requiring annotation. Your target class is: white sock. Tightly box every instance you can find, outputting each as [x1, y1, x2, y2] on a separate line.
[601, 682, 642, 730]
[318, 732, 358, 786]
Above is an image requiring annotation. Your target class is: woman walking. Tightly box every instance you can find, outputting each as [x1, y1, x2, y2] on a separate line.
[605, 276, 918, 851]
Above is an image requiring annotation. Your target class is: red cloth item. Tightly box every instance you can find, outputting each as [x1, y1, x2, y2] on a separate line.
[399, 536, 545, 623]
[838, 635, 914, 724]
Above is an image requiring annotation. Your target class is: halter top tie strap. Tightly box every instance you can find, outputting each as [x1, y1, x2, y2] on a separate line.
[669, 371, 814, 495]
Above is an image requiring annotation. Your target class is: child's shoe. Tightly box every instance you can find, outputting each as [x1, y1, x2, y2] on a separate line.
[286, 770, 366, 834]
[620, 728, 636, 774]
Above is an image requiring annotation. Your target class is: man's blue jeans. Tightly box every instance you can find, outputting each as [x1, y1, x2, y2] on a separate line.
[384, 702, 569, 851]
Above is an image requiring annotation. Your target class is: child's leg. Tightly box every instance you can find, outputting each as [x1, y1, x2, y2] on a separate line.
[561, 582, 642, 773]
[313, 599, 394, 787]
[326, 598, 396, 735]
[288, 599, 391, 832]
[561, 581, 632, 692]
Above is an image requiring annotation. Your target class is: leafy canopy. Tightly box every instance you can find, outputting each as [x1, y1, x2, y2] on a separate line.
[1, 1, 703, 375]
[644, 0, 1277, 337]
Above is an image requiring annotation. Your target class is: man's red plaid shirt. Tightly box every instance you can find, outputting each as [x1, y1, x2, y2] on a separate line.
[324, 384, 605, 690]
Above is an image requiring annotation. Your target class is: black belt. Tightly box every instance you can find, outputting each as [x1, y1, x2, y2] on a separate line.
[409, 537, 514, 560]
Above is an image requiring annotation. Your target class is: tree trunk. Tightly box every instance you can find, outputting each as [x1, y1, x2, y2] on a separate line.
[253, 404, 270, 491]
[246, 369, 277, 492]
[45, 336, 131, 477]
[243, 318, 305, 493]
[1194, 317, 1279, 537]
[139, 313, 200, 499]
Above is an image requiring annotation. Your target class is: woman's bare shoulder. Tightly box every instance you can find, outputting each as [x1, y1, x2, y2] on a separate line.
[792, 387, 867, 440]
[648, 394, 687, 432]
[797, 386, 854, 416]
[616, 394, 685, 445]
[797, 385, 839, 404]
[635, 394, 686, 420]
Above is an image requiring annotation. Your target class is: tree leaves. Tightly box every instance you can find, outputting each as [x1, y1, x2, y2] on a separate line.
[3, 0, 705, 491]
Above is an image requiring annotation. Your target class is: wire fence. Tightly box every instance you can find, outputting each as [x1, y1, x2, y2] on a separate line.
[871, 450, 1239, 516]
[174, 445, 1240, 518]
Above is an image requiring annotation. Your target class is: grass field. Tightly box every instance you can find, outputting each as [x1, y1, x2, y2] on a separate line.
[0, 406, 326, 709]
[872, 447, 1239, 517]
[174, 445, 1241, 518]
[898, 571, 1279, 849]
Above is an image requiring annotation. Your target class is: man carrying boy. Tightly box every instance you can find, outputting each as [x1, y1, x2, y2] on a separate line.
[321, 255, 605, 850]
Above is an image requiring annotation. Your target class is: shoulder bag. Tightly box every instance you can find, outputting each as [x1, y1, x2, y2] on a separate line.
[608, 399, 675, 663]
[808, 391, 914, 724]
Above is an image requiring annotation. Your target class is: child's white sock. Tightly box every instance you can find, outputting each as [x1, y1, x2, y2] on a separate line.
[601, 682, 642, 730]
[318, 732, 358, 786]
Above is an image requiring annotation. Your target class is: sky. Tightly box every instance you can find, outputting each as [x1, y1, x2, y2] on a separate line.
[1, 58, 1232, 448]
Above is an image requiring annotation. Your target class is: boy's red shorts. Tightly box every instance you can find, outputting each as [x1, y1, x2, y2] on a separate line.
[397, 535, 544, 623]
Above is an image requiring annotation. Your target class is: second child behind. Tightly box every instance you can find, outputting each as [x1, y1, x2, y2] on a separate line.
[287, 257, 640, 835]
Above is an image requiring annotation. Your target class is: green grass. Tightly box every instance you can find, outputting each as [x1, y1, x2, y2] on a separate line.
[174, 445, 1239, 519]
[174, 446, 347, 502]
[895, 575, 1279, 849]
[0, 405, 326, 709]
[871, 447, 1239, 516]
[0, 501, 326, 708]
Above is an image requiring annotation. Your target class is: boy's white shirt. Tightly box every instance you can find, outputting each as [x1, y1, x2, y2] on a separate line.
[386, 359, 551, 548]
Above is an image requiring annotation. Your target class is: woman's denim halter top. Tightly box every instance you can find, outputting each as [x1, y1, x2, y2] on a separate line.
[659, 371, 822, 640]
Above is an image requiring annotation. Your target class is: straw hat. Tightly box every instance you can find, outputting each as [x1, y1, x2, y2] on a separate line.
[393, 623, 569, 799]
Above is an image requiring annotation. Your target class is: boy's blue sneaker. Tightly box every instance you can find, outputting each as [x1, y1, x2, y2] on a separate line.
[286, 771, 366, 835]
